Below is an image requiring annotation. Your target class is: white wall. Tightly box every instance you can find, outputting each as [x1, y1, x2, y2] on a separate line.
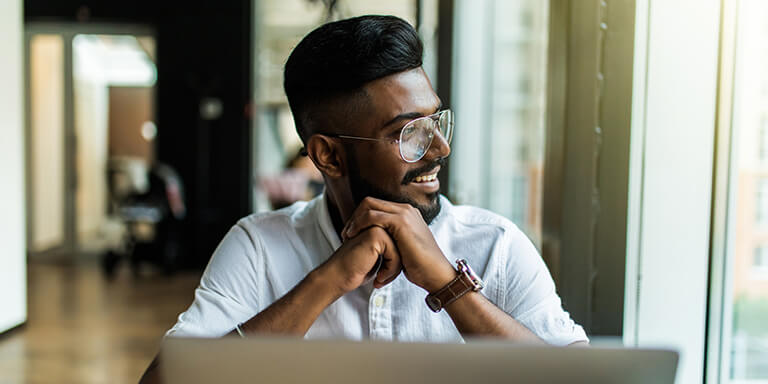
[0, 0, 27, 333]
[29, 35, 66, 252]
[624, 1, 721, 383]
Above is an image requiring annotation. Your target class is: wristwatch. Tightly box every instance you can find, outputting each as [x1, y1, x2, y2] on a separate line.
[425, 259, 484, 312]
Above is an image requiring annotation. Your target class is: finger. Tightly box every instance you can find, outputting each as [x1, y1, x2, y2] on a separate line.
[343, 207, 387, 240]
[342, 197, 412, 239]
[373, 230, 402, 288]
[375, 256, 402, 286]
[344, 209, 398, 240]
[366, 254, 383, 277]
[375, 256, 404, 287]
[358, 196, 410, 214]
[373, 272, 400, 289]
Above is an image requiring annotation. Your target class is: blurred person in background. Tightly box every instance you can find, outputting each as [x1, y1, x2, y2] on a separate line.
[141, 15, 586, 383]
[260, 148, 324, 209]
[103, 159, 186, 277]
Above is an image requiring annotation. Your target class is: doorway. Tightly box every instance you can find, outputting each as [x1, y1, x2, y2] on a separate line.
[25, 24, 157, 261]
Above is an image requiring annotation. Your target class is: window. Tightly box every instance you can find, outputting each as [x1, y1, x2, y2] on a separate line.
[758, 117, 768, 164]
[450, 0, 549, 248]
[712, 0, 768, 381]
[754, 246, 768, 276]
[755, 178, 768, 227]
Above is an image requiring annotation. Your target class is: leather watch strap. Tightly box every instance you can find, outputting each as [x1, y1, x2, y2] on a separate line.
[425, 273, 475, 312]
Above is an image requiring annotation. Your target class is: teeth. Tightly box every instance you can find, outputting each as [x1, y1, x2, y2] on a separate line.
[413, 173, 437, 183]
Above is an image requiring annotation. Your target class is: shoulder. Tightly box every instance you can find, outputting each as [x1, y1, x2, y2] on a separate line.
[432, 196, 537, 268]
[200, 200, 316, 293]
[436, 196, 522, 238]
[233, 200, 313, 243]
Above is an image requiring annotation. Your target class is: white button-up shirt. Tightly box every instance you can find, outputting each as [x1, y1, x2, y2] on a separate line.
[167, 193, 588, 346]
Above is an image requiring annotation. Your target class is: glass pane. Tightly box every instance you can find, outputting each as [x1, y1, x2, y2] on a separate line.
[449, 0, 549, 248]
[253, 0, 418, 211]
[728, 0, 768, 380]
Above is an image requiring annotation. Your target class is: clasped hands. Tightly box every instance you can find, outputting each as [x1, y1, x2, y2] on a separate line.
[325, 197, 457, 295]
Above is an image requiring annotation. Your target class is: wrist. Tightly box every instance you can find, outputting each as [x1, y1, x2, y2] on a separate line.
[420, 260, 458, 293]
[424, 259, 485, 313]
[307, 263, 347, 303]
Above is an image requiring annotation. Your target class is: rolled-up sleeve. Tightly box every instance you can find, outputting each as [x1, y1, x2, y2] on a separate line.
[166, 224, 262, 338]
[502, 227, 589, 346]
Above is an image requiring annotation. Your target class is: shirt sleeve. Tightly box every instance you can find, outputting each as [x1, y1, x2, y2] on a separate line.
[501, 227, 589, 346]
[165, 224, 262, 338]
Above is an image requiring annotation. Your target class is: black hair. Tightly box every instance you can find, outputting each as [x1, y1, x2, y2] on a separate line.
[284, 15, 424, 142]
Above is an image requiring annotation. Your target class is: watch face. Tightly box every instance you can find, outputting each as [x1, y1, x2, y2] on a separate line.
[457, 259, 484, 290]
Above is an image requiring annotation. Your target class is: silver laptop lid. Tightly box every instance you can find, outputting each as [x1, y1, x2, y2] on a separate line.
[161, 337, 678, 384]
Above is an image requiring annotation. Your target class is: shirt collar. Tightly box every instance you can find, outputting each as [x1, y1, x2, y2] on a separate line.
[316, 192, 342, 251]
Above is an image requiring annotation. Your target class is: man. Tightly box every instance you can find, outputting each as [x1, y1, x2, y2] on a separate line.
[141, 14, 586, 383]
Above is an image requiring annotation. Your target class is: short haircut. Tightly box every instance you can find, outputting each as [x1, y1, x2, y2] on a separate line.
[284, 15, 424, 142]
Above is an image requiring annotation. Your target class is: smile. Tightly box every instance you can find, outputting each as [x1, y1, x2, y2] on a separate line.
[412, 171, 438, 183]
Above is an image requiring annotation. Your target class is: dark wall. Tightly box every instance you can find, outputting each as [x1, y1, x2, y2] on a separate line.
[25, 0, 253, 268]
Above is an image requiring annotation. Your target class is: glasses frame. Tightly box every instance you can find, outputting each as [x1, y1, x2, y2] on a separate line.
[321, 109, 454, 163]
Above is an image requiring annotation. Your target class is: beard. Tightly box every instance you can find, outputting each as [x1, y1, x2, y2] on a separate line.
[346, 148, 444, 225]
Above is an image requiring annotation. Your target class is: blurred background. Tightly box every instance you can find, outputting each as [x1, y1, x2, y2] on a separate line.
[0, 0, 765, 383]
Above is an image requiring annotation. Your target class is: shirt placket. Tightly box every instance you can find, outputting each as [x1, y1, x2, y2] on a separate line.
[368, 283, 393, 341]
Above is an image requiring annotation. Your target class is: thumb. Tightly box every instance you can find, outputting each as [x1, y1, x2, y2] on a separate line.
[373, 231, 402, 289]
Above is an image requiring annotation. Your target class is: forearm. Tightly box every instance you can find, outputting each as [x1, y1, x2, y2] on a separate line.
[139, 267, 343, 384]
[444, 291, 545, 344]
[416, 260, 544, 344]
[237, 263, 344, 336]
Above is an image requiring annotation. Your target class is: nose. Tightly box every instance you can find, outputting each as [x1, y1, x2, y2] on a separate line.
[424, 127, 451, 161]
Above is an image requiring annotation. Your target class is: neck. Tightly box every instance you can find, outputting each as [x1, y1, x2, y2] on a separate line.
[324, 189, 351, 240]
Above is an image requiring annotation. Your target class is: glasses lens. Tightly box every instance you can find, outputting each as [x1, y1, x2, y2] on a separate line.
[399, 110, 455, 162]
[438, 110, 453, 145]
[400, 118, 434, 162]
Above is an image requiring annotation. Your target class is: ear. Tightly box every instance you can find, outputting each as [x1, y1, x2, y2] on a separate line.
[306, 135, 346, 178]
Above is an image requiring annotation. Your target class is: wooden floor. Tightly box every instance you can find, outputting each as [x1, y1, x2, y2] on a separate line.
[0, 261, 202, 384]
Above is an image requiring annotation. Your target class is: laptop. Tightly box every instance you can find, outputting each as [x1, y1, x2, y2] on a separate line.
[161, 337, 678, 384]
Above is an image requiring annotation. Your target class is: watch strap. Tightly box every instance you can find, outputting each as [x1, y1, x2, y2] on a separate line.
[425, 272, 475, 312]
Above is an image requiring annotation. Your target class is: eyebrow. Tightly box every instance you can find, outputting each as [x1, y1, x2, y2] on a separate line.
[381, 102, 444, 129]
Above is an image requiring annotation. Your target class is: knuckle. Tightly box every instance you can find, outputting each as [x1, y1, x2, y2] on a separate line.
[368, 226, 387, 238]
[369, 228, 391, 246]
[358, 227, 379, 243]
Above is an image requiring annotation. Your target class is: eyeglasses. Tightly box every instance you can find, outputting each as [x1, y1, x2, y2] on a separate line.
[322, 109, 454, 163]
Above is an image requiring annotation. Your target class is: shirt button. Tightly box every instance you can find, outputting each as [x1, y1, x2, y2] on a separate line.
[374, 295, 385, 307]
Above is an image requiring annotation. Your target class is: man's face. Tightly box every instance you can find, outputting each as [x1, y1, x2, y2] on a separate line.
[343, 68, 450, 224]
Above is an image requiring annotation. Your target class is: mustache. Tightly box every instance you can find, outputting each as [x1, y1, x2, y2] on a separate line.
[401, 157, 447, 185]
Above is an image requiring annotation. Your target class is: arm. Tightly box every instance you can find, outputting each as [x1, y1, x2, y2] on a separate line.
[404, 246, 545, 343]
[234, 226, 401, 335]
[231, 262, 348, 336]
[138, 272, 343, 384]
[342, 197, 571, 344]
[140, 226, 403, 383]
[444, 291, 545, 343]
